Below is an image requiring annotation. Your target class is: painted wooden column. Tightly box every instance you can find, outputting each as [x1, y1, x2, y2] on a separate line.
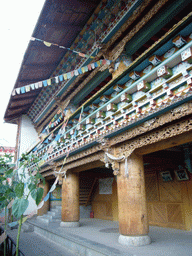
[117, 152, 151, 246]
[37, 180, 50, 216]
[60, 172, 80, 227]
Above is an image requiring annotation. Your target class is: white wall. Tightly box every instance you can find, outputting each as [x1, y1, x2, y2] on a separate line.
[17, 115, 40, 214]
[18, 115, 39, 158]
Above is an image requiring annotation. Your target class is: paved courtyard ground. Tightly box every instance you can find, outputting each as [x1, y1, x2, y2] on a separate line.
[6, 218, 191, 256]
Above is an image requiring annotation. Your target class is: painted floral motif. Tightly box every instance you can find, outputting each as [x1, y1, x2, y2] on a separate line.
[149, 55, 161, 66]
[181, 47, 192, 61]
[172, 35, 186, 48]
[143, 65, 153, 74]
[164, 48, 176, 59]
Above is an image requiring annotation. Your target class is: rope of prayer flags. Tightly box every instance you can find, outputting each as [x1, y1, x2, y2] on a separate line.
[31, 37, 95, 59]
[12, 59, 111, 96]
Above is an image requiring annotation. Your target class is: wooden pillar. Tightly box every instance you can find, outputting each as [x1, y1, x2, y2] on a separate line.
[37, 180, 50, 216]
[60, 172, 80, 227]
[117, 152, 151, 246]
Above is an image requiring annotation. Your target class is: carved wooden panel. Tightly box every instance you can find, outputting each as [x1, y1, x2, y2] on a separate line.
[153, 203, 167, 223]
[167, 204, 184, 224]
[159, 176, 182, 202]
[145, 172, 159, 201]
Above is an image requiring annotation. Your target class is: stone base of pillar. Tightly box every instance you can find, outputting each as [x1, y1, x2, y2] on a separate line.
[60, 221, 80, 228]
[118, 234, 151, 246]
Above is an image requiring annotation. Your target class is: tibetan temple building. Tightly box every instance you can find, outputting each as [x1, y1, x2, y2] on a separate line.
[4, 0, 192, 246]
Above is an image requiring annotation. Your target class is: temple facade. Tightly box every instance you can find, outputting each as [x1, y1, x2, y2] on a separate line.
[4, 0, 192, 246]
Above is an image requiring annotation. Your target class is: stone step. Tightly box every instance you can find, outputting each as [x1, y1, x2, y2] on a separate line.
[47, 211, 61, 219]
[27, 219, 122, 256]
[50, 208, 60, 214]
[36, 215, 50, 224]
[37, 215, 61, 224]
[21, 222, 34, 232]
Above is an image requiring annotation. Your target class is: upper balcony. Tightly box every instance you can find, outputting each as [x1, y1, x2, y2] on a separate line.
[32, 26, 192, 167]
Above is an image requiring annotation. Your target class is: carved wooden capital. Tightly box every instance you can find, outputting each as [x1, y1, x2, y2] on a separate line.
[53, 165, 68, 183]
[111, 161, 120, 176]
[96, 137, 110, 152]
[102, 151, 125, 176]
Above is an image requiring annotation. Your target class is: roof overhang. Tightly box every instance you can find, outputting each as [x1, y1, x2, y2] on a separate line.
[4, 0, 102, 124]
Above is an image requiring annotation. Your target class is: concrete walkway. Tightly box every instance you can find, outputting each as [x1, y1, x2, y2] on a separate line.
[18, 217, 192, 256]
[7, 228, 75, 256]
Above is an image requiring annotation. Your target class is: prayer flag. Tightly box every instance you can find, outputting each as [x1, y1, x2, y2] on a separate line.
[97, 61, 101, 67]
[25, 85, 30, 92]
[59, 75, 64, 82]
[50, 183, 56, 193]
[74, 70, 79, 76]
[47, 79, 51, 85]
[91, 63, 95, 69]
[81, 67, 86, 73]
[67, 72, 71, 79]
[28, 209, 37, 218]
[71, 71, 74, 77]
[43, 192, 50, 202]
[84, 65, 88, 72]
[55, 76, 59, 83]
[43, 80, 48, 87]
[12, 89, 16, 96]
[38, 81, 43, 87]
[55, 134, 61, 141]
[37, 201, 44, 210]
[78, 68, 83, 74]
[21, 87, 25, 93]
[35, 83, 39, 89]
[79, 52, 86, 58]
[43, 41, 52, 47]
[88, 64, 92, 70]
[64, 73, 67, 80]
[15, 87, 21, 94]
[31, 84, 35, 90]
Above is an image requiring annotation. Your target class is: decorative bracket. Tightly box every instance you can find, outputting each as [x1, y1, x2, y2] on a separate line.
[104, 152, 125, 176]
[54, 166, 68, 183]
[96, 137, 110, 151]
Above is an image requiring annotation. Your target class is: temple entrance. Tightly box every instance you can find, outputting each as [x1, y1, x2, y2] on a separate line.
[143, 143, 192, 230]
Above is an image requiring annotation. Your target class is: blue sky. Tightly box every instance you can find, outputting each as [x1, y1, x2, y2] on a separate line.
[0, 0, 45, 147]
